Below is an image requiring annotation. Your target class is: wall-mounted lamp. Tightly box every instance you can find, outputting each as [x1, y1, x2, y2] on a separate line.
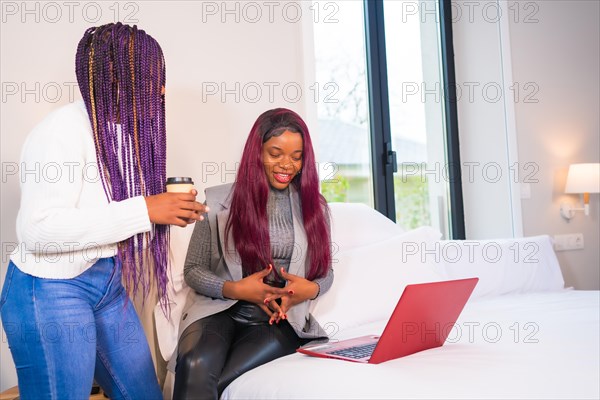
[560, 163, 600, 220]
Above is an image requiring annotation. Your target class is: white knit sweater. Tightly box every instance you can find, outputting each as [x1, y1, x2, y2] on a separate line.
[10, 101, 152, 278]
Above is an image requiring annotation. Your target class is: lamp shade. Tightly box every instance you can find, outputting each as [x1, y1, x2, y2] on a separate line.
[565, 163, 600, 193]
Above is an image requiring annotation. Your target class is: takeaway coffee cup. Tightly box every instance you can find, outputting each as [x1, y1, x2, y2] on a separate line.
[166, 177, 194, 193]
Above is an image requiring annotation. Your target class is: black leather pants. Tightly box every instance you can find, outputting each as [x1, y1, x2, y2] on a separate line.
[172, 301, 307, 400]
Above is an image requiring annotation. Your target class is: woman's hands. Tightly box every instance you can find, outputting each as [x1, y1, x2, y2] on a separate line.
[263, 267, 319, 324]
[222, 265, 319, 325]
[222, 265, 289, 321]
[145, 190, 208, 227]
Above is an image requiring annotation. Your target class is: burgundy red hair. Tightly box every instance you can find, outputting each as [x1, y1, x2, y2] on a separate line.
[225, 108, 331, 280]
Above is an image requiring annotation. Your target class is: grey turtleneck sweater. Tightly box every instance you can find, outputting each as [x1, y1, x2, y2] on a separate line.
[184, 186, 334, 299]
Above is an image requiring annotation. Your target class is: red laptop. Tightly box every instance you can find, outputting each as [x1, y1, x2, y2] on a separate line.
[297, 278, 478, 364]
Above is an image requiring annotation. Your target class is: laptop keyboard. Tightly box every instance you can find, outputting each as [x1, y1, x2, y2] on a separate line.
[329, 342, 377, 359]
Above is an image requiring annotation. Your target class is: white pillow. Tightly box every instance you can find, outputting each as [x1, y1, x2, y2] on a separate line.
[311, 226, 444, 333]
[431, 235, 565, 299]
[328, 203, 405, 252]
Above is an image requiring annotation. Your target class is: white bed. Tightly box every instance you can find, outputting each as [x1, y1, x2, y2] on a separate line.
[156, 203, 600, 399]
[223, 290, 599, 399]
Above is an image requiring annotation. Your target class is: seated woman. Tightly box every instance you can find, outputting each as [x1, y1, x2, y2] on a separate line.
[172, 108, 334, 399]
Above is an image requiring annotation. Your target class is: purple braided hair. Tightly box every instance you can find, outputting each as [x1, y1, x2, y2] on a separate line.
[75, 23, 170, 312]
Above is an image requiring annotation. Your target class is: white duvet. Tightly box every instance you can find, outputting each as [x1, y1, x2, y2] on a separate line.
[222, 290, 600, 399]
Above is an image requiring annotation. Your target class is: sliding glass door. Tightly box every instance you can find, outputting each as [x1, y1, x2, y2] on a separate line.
[313, 1, 374, 206]
[384, 0, 452, 236]
[313, 0, 463, 239]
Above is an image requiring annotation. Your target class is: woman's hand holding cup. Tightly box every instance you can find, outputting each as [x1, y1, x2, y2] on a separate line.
[144, 177, 209, 227]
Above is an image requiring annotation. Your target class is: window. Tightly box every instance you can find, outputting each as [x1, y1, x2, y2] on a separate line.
[313, 1, 373, 206]
[314, 0, 463, 239]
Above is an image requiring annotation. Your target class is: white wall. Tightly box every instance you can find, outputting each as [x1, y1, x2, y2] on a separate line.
[0, 1, 316, 391]
[452, 0, 599, 288]
[451, 0, 521, 239]
[508, 0, 600, 289]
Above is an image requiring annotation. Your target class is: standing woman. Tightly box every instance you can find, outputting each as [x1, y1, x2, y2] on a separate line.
[172, 108, 334, 399]
[0, 23, 205, 399]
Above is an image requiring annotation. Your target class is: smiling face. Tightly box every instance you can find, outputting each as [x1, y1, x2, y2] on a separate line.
[261, 130, 304, 190]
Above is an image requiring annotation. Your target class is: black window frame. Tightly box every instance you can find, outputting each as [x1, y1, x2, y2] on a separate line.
[363, 0, 465, 239]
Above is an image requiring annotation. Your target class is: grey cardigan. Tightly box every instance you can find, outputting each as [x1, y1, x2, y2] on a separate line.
[176, 182, 329, 343]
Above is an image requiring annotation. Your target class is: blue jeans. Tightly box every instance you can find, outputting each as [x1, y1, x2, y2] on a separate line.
[0, 258, 162, 400]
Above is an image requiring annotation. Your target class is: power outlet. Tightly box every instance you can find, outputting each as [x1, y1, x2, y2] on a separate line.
[553, 233, 584, 251]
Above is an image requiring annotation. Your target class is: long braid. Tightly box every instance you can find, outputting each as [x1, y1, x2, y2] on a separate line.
[75, 23, 170, 312]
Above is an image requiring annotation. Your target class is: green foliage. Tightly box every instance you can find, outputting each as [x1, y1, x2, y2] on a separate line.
[321, 174, 350, 202]
[394, 174, 431, 230]
[320, 171, 431, 230]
